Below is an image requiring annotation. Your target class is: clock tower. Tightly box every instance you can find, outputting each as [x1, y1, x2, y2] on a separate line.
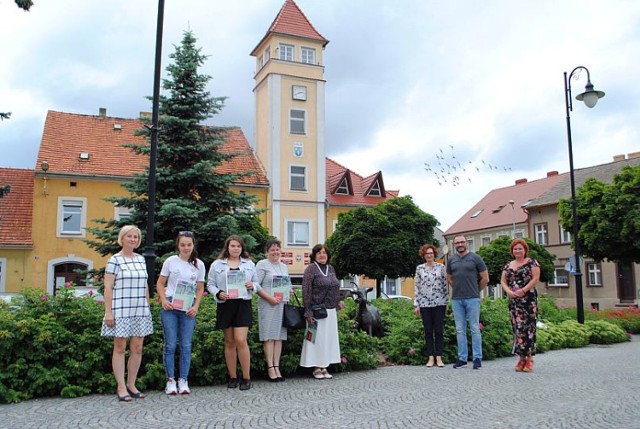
[250, 0, 329, 277]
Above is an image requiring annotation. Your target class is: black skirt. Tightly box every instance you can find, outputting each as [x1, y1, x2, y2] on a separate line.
[215, 299, 253, 329]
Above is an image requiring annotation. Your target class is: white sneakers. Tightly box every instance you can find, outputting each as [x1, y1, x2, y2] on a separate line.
[165, 379, 177, 395]
[178, 379, 190, 394]
[166, 378, 190, 395]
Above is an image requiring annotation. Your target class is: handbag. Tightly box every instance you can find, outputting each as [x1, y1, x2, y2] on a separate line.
[310, 304, 328, 319]
[282, 294, 306, 330]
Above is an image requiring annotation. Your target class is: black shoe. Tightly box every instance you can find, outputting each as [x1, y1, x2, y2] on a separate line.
[227, 378, 239, 389]
[274, 366, 285, 382]
[239, 378, 251, 391]
[452, 360, 468, 369]
[267, 366, 279, 383]
[473, 358, 482, 369]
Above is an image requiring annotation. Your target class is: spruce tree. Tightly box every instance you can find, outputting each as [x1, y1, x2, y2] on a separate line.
[86, 31, 269, 267]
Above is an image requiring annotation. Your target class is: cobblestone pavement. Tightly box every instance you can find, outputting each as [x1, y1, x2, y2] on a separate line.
[2, 337, 640, 429]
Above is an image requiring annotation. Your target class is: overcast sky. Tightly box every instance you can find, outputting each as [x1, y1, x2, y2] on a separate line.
[1, 0, 639, 230]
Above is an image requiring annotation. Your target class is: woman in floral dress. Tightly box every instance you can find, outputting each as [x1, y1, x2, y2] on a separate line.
[414, 244, 449, 368]
[500, 238, 540, 372]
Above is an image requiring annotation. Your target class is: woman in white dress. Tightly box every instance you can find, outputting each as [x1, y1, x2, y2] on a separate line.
[101, 225, 153, 402]
[256, 239, 289, 382]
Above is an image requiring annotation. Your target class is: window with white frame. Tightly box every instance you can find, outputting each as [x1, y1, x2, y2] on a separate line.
[367, 181, 382, 197]
[290, 165, 307, 191]
[301, 47, 316, 64]
[335, 177, 349, 195]
[587, 263, 602, 286]
[57, 197, 87, 237]
[384, 277, 399, 295]
[514, 230, 524, 239]
[264, 47, 270, 62]
[0, 257, 6, 293]
[286, 220, 310, 246]
[332, 219, 339, 233]
[550, 267, 569, 286]
[257, 55, 264, 71]
[466, 238, 475, 252]
[481, 236, 491, 247]
[559, 223, 571, 244]
[290, 109, 306, 134]
[279, 43, 294, 61]
[534, 223, 548, 245]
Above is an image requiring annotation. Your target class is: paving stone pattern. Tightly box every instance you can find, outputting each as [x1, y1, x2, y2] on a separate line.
[2, 337, 640, 428]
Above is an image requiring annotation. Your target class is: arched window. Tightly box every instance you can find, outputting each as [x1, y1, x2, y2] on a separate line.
[54, 262, 88, 291]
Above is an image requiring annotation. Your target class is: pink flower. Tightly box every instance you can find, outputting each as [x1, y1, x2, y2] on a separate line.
[65, 282, 71, 288]
[479, 322, 484, 330]
[337, 301, 345, 310]
[408, 347, 416, 355]
[40, 295, 48, 301]
[87, 290, 94, 296]
[203, 291, 209, 296]
[341, 356, 347, 364]
[155, 296, 160, 302]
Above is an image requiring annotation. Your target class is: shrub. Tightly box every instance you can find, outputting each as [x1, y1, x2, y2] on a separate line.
[558, 320, 590, 348]
[585, 319, 629, 344]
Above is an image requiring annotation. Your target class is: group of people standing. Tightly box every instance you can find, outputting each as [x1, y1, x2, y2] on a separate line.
[414, 235, 539, 372]
[100, 225, 341, 402]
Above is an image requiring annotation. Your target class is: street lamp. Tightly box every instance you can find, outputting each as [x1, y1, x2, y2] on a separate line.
[564, 66, 605, 324]
[143, 0, 166, 296]
[508, 199, 516, 237]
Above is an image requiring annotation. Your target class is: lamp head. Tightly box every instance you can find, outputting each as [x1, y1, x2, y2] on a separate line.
[41, 161, 49, 172]
[576, 81, 605, 108]
[508, 199, 515, 206]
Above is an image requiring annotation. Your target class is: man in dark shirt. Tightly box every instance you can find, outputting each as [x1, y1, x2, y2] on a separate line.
[446, 235, 489, 369]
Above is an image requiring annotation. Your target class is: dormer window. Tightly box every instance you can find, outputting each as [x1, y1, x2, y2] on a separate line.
[335, 177, 350, 195]
[279, 43, 294, 61]
[367, 180, 382, 197]
[492, 204, 506, 213]
[471, 209, 484, 218]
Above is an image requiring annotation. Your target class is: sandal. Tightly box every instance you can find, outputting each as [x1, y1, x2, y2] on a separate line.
[274, 365, 285, 382]
[321, 368, 333, 379]
[312, 368, 325, 379]
[126, 386, 146, 399]
[267, 366, 279, 382]
[118, 394, 132, 402]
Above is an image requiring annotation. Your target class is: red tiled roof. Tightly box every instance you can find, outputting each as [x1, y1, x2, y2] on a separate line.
[36, 111, 268, 186]
[252, 0, 328, 54]
[326, 158, 398, 207]
[444, 172, 566, 236]
[0, 168, 34, 246]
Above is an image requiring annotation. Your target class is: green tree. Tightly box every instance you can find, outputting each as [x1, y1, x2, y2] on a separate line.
[559, 164, 640, 263]
[15, 0, 33, 11]
[326, 196, 439, 297]
[476, 236, 556, 285]
[86, 31, 269, 268]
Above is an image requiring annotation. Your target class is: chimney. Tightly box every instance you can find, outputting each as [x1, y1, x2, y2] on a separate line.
[515, 178, 528, 185]
[613, 154, 626, 162]
[98, 107, 107, 117]
[546, 171, 558, 177]
[627, 151, 640, 160]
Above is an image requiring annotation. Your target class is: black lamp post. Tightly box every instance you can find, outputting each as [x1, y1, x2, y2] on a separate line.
[143, 0, 166, 296]
[563, 66, 605, 324]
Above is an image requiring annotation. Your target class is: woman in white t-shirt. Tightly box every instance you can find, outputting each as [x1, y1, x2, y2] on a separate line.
[156, 231, 206, 395]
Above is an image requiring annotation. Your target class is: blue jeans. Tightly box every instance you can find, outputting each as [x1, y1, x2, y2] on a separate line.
[451, 298, 482, 361]
[161, 307, 196, 380]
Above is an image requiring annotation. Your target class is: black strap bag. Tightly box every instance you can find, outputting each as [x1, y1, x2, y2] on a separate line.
[282, 293, 306, 330]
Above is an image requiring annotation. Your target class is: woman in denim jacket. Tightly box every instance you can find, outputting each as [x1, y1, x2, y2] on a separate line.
[207, 234, 271, 391]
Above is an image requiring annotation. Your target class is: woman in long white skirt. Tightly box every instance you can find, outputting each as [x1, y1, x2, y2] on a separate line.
[300, 244, 341, 379]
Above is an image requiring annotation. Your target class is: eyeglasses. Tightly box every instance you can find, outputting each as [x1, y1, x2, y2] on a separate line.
[178, 231, 194, 237]
[425, 252, 435, 255]
[453, 241, 466, 245]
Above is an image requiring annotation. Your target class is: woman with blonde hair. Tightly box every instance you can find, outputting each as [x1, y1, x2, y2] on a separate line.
[101, 225, 153, 402]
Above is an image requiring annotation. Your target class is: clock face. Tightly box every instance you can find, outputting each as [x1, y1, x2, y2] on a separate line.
[292, 85, 307, 101]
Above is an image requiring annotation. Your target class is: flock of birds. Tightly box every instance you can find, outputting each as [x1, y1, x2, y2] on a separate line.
[424, 145, 513, 187]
